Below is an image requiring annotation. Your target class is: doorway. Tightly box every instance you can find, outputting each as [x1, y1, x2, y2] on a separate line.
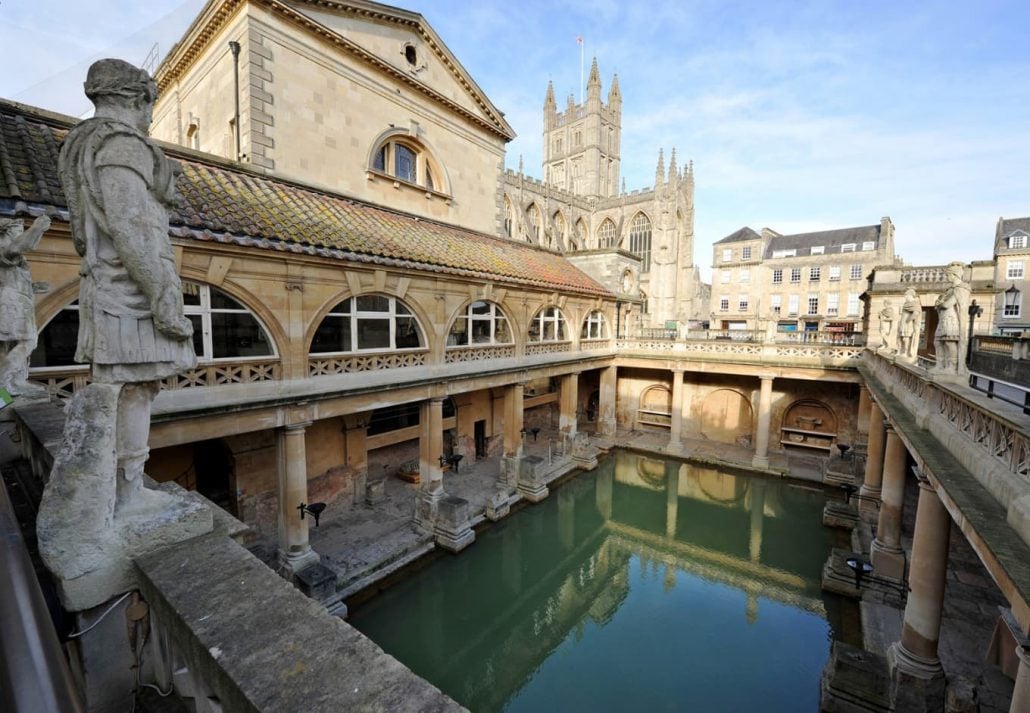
[474, 420, 487, 459]
[193, 439, 237, 516]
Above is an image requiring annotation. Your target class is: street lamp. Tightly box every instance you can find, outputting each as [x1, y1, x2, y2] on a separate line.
[966, 299, 983, 366]
[1005, 284, 1021, 318]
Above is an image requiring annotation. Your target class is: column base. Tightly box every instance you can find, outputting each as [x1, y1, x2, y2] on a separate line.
[276, 546, 320, 578]
[858, 486, 881, 523]
[870, 538, 906, 582]
[434, 496, 475, 553]
[414, 487, 444, 534]
[819, 641, 890, 713]
[822, 501, 859, 530]
[888, 642, 945, 713]
[751, 454, 770, 469]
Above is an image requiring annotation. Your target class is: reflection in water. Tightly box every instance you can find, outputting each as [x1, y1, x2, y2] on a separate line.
[350, 451, 835, 712]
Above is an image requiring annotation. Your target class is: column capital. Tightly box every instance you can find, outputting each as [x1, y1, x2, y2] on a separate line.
[283, 420, 312, 432]
[912, 465, 934, 490]
[757, 372, 776, 382]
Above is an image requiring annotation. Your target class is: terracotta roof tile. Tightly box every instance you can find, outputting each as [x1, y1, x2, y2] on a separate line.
[0, 101, 611, 298]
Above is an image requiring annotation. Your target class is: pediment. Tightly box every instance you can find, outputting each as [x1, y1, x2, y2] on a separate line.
[281, 0, 513, 139]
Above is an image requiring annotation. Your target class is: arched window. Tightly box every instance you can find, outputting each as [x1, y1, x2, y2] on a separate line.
[529, 306, 568, 342]
[447, 301, 512, 346]
[598, 218, 616, 248]
[503, 197, 514, 237]
[370, 135, 440, 191]
[629, 212, 652, 272]
[574, 218, 587, 251]
[526, 204, 542, 243]
[311, 294, 424, 353]
[581, 311, 607, 340]
[31, 282, 276, 366]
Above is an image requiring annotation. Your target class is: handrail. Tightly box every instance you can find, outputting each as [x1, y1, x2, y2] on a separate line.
[0, 479, 84, 713]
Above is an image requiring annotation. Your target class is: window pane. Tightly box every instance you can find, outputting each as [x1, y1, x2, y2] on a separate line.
[373, 146, 386, 172]
[395, 317, 422, 349]
[181, 282, 201, 306]
[396, 302, 411, 315]
[311, 316, 351, 353]
[447, 318, 468, 346]
[395, 144, 416, 183]
[30, 308, 80, 367]
[494, 317, 511, 343]
[188, 314, 204, 357]
[356, 318, 390, 349]
[356, 295, 389, 312]
[471, 319, 493, 343]
[327, 299, 352, 315]
[209, 289, 245, 310]
[211, 312, 273, 358]
[470, 301, 490, 316]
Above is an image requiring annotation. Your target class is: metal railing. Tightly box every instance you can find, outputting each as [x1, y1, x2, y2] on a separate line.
[0, 479, 84, 713]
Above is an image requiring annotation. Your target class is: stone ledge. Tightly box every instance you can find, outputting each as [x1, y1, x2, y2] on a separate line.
[135, 532, 464, 712]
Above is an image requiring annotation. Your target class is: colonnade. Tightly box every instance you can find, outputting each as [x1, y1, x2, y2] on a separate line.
[852, 394, 1030, 713]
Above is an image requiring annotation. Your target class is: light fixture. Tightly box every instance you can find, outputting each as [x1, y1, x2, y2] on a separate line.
[844, 555, 907, 598]
[529, 427, 541, 441]
[297, 502, 327, 526]
[839, 483, 880, 508]
[1005, 284, 1021, 310]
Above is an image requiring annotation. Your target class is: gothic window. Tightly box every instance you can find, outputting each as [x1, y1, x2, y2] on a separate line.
[553, 211, 567, 250]
[311, 294, 424, 354]
[529, 306, 568, 342]
[598, 218, 616, 248]
[370, 135, 441, 191]
[447, 301, 512, 346]
[503, 197, 514, 237]
[575, 218, 587, 250]
[581, 311, 607, 340]
[526, 204, 543, 243]
[629, 212, 652, 272]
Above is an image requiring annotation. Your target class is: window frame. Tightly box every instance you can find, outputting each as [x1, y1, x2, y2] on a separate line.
[447, 300, 513, 347]
[369, 135, 444, 194]
[581, 310, 608, 340]
[311, 294, 425, 355]
[1007, 260, 1025, 280]
[529, 305, 569, 342]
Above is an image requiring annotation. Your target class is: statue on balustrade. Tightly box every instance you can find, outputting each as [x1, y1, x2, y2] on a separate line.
[878, 300, 896, 352]
[897, 288, 920, 363]
[38, 60, 210, 613]
[933, 262, 970, 376]
[0, 214, 51, 396]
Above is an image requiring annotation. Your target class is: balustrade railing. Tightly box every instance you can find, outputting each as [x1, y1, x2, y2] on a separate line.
[525, 342, 572, 356]
[444, 344, 516, 363]
[29, 358, 282, 399]
[308, 351, 427, 376]
[900, 266, 949, 284]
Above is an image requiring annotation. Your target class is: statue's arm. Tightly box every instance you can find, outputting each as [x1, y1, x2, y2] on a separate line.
[8, 215, 51, 254]
[96, 164, 192, 340]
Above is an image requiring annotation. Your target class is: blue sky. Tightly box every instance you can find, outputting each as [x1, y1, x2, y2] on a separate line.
[4, 0, 1029, 279]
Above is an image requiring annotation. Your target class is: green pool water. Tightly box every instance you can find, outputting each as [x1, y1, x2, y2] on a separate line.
[350, 451, 838, 712]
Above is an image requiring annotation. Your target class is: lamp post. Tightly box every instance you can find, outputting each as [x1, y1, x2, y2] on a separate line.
[1005, 284, 1021, 327]
[966, 299, 983, 366]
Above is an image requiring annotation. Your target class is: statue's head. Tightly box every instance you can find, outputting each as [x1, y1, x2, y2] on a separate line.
[84, 59, 157, 131]
[945, 261, 964, 283]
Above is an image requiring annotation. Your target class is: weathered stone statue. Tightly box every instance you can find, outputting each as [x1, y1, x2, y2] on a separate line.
[878, 300, 896, 352]
[897, 288, 920, 363]
[763, 306, 778, 344]
[933, 262, 970, 376]
[58, 58, 196, 513]
[38, 59, 209, 612]
[0, 214, 50, 395]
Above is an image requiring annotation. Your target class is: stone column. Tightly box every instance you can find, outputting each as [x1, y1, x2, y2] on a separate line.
[559, 373, 579, 438]
[669, 368, 685, 449]
[598, 365, 617, 436]
[502, 383, 525, 461]
[870, 424, 907, 581]
[415, 397, 446, 531]
[857, 386, 872, 438]
[860, 404, 886, 521]
[751, 374, 774, 469]
[1011, 646, 1030, 713]
[889, 471, 950, 710]
[277, 421, 319, 574]
[343, 414, 370, 505]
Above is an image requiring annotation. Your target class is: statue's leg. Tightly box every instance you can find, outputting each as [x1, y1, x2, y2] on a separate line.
[3, 337, 45, 395]
[115, 381, 163, 515]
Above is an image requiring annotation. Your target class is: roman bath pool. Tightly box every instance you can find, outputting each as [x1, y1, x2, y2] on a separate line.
[350, 451, 846, 712]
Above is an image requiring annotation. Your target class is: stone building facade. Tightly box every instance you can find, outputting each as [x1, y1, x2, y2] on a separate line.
[711, 218, 897, 336]
[992, 216, 1030, 334]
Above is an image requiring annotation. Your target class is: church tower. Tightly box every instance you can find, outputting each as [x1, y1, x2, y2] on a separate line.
[542, 58, 621, 199]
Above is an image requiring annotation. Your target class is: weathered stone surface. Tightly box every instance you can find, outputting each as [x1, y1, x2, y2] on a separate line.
[820, 641, 890, 713]
[516, 455, 549, 502]
[434, 495, 475, 552]
[0, 214, 50, 396]
[135, 533, 464, 712]
[485, 490, 511, 521]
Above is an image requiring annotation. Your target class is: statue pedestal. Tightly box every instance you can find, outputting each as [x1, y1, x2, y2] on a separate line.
[37, 383, 213, 612]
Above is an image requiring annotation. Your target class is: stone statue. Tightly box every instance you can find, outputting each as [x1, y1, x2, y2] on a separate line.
[878, 300, 896, 352]
[57, 58, 196, 514]
[764, 306, 778, 344]
[933, 262, 970, 376]
[0, 214, 51, 395]
[38, 60, 210, 612]
[897, 288, 920, 362]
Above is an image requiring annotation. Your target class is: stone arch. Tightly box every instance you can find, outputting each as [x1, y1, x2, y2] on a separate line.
[780, 399, 838, 449]
[640, 384, 672, 413]
[700, 388, 753, 446]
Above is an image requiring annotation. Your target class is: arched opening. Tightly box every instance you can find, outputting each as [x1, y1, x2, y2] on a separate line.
[700, 389, 753, 446]
[193, 439, 237, 516]
[780, 399, 838, 452]
[310, 294, 425, 354]
[597, 218, 616, 249]
[629, 212, 653, 273]
[638, 384, 672, 429]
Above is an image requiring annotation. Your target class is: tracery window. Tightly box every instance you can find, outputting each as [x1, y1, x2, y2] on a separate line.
[575, 219, 587, 250]
[629, 212, 652, 272]
[581, 311, 608, 340]
[527, 204, 543, 243]
[447, 301, 512, 346]
[310, 294, 424, 353]
[529, 306, 568, 342]
[553, 211, 567, 250]
[503, 197, 514, 237]
[598, 218, 616, 248]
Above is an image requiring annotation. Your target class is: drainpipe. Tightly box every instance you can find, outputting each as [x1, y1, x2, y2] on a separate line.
[228, 40, 241, 161]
